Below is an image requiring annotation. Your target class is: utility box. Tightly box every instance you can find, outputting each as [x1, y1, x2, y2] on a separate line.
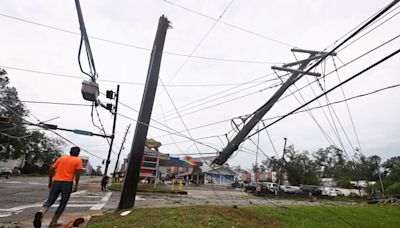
[81, 80, 99, 102]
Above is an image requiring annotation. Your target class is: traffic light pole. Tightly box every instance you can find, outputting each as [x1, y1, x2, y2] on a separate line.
[104, 84, 120, 176]
[118, 16, 170, 210]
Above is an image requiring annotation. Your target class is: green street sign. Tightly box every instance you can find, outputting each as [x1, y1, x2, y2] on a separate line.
[73, 129, 93, 136]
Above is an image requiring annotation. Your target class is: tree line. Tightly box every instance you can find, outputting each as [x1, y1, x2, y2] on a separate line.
[240, 144, 400, 195]
[0, 69, 64, 174]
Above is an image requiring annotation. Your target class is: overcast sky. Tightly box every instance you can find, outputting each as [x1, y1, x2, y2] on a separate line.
[1, 0, 399, 172]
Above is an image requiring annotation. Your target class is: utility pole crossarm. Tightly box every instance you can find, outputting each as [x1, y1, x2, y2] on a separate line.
[272, 66, 321, 77]
[291, 48, 336, 56]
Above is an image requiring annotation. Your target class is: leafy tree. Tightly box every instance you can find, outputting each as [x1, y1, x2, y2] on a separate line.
[382, 156, 400, 180]
[251, 163, 266, 173]
[262, 145, 319, 185]
[313, 145, 347, 178]
[0, 69, 64, 174]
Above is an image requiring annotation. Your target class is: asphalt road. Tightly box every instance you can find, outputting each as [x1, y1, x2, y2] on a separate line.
[0, 177, 364, 227]
[0, 176, 109, 227]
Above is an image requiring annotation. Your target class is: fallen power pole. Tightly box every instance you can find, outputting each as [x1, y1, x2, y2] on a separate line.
[118, 15, 170, 210]
[212, 0, 400, 166]
[213, 49, 332, 165]
[113, 124, 131, 179]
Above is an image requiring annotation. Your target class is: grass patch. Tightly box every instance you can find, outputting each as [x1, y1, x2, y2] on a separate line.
[109, 182, 187, 194]
[87, 205, 400, 228]
[256, 194, 367, 203]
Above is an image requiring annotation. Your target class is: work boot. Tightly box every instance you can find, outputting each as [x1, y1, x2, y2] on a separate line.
[33, 211, 42, 228]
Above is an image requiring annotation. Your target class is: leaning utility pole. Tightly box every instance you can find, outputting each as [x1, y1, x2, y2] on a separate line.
[104, 85, 120, 176]
[212, 0, 400, 166]
[118, 16, 170, 210]
[213, 49, 333, 165]
[113, 124, 131, 179]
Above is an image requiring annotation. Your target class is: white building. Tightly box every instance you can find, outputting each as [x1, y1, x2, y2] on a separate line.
[79, 156, 92, 175]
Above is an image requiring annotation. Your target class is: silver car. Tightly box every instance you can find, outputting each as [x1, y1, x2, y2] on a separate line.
[0, 166, 12, 179]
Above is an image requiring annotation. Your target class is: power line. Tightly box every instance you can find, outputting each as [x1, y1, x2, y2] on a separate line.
[161, 0, 296, 48]
[0, 101, 106, 160]
[159, 79, 284, 121]
[153, 72, 282, 119]
[1, 65, 270, 87]
[116, 112, 219, 151]
[163, 82, 283, 122]
[333, 58, 362, 153]
[159, 105, 184, 153]
[21, 100, 90, 106]
[261, 82, 400, 123]
[167, 0, 235, 83]
[158, 77, 211, 162]
[105, 93, 221, 152]
[326, 4, 400, 52]
[261, 121, 280, 158]
[248, 47, 400, 139]
[0, 13, 280, 65]
[153, 32, 400, 140]
[273, 70, 338, 147]
[256, 32, 400, 123]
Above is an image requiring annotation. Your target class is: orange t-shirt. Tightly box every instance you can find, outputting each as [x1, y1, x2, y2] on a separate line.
[53, 156, 84, 182]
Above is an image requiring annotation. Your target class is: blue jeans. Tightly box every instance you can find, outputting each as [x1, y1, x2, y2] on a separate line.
[42, 181, 73, 215]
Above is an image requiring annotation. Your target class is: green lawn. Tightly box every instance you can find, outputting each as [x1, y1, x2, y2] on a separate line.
[87, 205, 400, 228]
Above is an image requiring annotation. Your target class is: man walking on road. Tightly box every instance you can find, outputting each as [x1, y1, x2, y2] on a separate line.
[33, 146, 83, 228]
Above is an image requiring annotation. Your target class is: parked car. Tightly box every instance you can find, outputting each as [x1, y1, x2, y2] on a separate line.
[280, 185, 302, 194]
[300, 185, 321, 196]
[320, 187, 338, 197]
[244, 182, 257, 193]
[0, 166, 12, 179]
[231, 181, 243, 188]
[264, 182, 279, 194]
[335, 189, 344, 196]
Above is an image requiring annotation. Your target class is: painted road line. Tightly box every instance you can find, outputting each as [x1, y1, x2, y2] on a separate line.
[71, 190, 87, 196]
[71, 195, 102, 198]
[0, 203, 97, 213]
[4, 181, 22, 184]
[0, 211, 13, 218]
[0, 203, 42, 212]
[28, 182, 41, 185]
[90, 192, 112, 210]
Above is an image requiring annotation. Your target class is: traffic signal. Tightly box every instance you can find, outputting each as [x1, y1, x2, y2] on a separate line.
[106, 90, 114, 99]
[106, 103, 113, 111]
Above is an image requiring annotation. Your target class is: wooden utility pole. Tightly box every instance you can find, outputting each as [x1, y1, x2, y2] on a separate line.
[118, 16, 170, 210]
[113, 124, 131, 179]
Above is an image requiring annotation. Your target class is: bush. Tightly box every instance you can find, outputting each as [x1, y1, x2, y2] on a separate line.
[386, 182, 400, 195]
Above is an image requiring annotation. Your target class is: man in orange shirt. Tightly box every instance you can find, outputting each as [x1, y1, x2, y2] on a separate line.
[33, 146, 83, 227]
